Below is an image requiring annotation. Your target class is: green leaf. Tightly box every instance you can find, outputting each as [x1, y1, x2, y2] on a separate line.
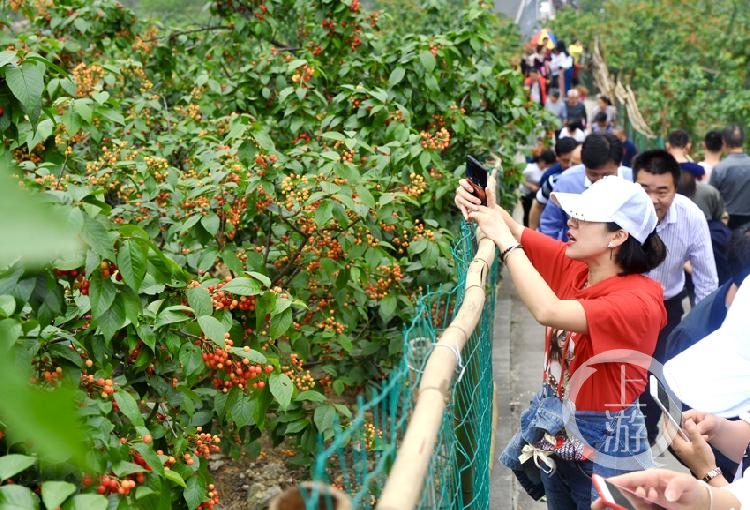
[41, 481, 76, 510]
[81, 217, 115, 261]
[0, 172, 82, 266]
[313, 405, 336, 434]
[295, 390, 327, 403]
[186, 286, 212, 317]
[0, 319, 22, 350]
[153, 306, 192, 329]
[179, 343, 204, 378]
[164, 469, 186, 488]
[0, 485, 39, 510]
[388, 67, 406, 87]
[88, 272, 116, 317]
[0, 295, 14, 318]
[95, 296, 127, 341]
[314, 200, 334, 227]
[284, 419, 309, 435]
[231, 397, 255, 428]
[113, 390, 144, 427]
[133, 443, 164, 476]
[73, 99, 93, 123]
[229, 346, 266, 364]
[379, 294, 398, 323]
[0, 455, 36, 480]
[183, 476, 205, 510]
[269, 307, 292, 340]
[197, 315, 227, 347]
[245, 271, 270, 288]
[6, 62, 45, 119]
[116, 239, 148, 291]
[0, 51, 17, 68]
[62, 494, 108, 510]
[220, 277, 262, 296]
[269, 373, 293, 411]
[0, 354, 87, 467]
[112, 461, 147, 477]
[200, 214, 220, 235]
[419, 50, 436, 73]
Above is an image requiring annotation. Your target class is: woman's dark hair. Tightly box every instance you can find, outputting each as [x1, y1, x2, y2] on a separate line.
[555, 40, 568, 56]
[676, 169, 697, 198]
[607, 223, 667, 275]
[599, 95, 612, 106]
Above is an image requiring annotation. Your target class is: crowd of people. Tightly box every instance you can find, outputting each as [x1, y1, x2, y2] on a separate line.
[455, 114, 750, 508]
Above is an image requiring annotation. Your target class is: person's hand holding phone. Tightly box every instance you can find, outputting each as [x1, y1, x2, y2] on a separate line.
[592, 469, 713, 510]
[682, 410, 726, 443]
[667, 419, 718, 481]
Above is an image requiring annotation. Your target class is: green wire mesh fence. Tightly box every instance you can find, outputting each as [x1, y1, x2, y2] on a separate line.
[305, 221, 499, 509]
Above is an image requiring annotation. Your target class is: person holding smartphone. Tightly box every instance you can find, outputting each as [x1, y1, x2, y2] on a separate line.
[456, 175, 668, 507]
[591, 469, 741, 510]
[592, 411, 750, 509]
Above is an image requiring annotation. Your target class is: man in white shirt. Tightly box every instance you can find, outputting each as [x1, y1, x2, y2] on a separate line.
[635, 150, 720, 446]
[632, 150, 719, 356]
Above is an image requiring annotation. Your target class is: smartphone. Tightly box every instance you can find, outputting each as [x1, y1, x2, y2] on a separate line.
[465, 155, 488, 206]
[649, 374, 690, 442]
[593, 473, 665, 509]
[592, 474, 639, 510]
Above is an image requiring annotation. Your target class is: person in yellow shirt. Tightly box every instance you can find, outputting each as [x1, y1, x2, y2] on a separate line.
[569, 38, 583, 64]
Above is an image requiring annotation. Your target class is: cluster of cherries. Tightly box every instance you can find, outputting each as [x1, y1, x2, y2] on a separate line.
[200, 337, 274, 392]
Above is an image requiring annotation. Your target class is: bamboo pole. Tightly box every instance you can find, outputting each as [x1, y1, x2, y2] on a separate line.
[376, 236, 496, 510]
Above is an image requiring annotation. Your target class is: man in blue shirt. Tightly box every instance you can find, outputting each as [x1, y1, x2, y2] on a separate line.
[539, 134, 633, 241]
[528, 136, 580, 229]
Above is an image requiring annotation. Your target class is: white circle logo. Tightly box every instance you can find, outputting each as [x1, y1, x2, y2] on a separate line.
[561, 349, 685, 470]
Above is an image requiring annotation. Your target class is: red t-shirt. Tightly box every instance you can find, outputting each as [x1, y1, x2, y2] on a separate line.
[521, 229, 667, 411]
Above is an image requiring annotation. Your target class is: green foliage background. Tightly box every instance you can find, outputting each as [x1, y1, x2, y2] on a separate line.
[550, 0, 750, 141]
[0, 0, 543, 508]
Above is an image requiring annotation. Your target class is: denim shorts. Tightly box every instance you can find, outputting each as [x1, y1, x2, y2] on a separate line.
[500, 384, 654, 505]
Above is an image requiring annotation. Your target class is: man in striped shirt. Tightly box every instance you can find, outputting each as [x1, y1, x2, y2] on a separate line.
[632, 150, 719, 359]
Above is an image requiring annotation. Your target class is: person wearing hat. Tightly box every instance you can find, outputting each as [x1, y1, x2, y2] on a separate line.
[539, 133, 633, 242]
[456, 175, 667, 507]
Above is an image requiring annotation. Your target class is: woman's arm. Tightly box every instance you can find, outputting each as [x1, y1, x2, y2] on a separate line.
[457, 176, 588, 333]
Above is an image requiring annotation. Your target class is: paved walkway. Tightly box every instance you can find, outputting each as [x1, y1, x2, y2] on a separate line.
[489, 209, 687, 509]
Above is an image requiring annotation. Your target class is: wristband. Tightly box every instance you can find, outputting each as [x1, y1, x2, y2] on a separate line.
[500, 243, 523, 262]
[701, 466, 722, 483]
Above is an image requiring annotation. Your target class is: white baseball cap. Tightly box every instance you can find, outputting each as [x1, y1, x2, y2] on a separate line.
[551, 176, 657, 244]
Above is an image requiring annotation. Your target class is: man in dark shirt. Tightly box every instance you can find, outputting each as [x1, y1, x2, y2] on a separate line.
[563, 88, 586, 129]
[710, 124, 750, 229]
[614, 127, 637, 168]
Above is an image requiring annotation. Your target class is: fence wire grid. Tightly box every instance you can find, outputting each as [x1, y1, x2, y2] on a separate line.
[306, 221, 499, 509]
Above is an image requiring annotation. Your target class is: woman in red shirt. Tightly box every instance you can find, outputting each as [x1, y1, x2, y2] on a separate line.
[456, 175, 668, 508]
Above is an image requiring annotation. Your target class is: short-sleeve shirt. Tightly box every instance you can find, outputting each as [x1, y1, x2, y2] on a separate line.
[535, 163, 564, 204]
[521, 228, 667, 411]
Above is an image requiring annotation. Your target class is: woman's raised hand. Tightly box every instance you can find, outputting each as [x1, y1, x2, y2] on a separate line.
[455, 179, 481, 220]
